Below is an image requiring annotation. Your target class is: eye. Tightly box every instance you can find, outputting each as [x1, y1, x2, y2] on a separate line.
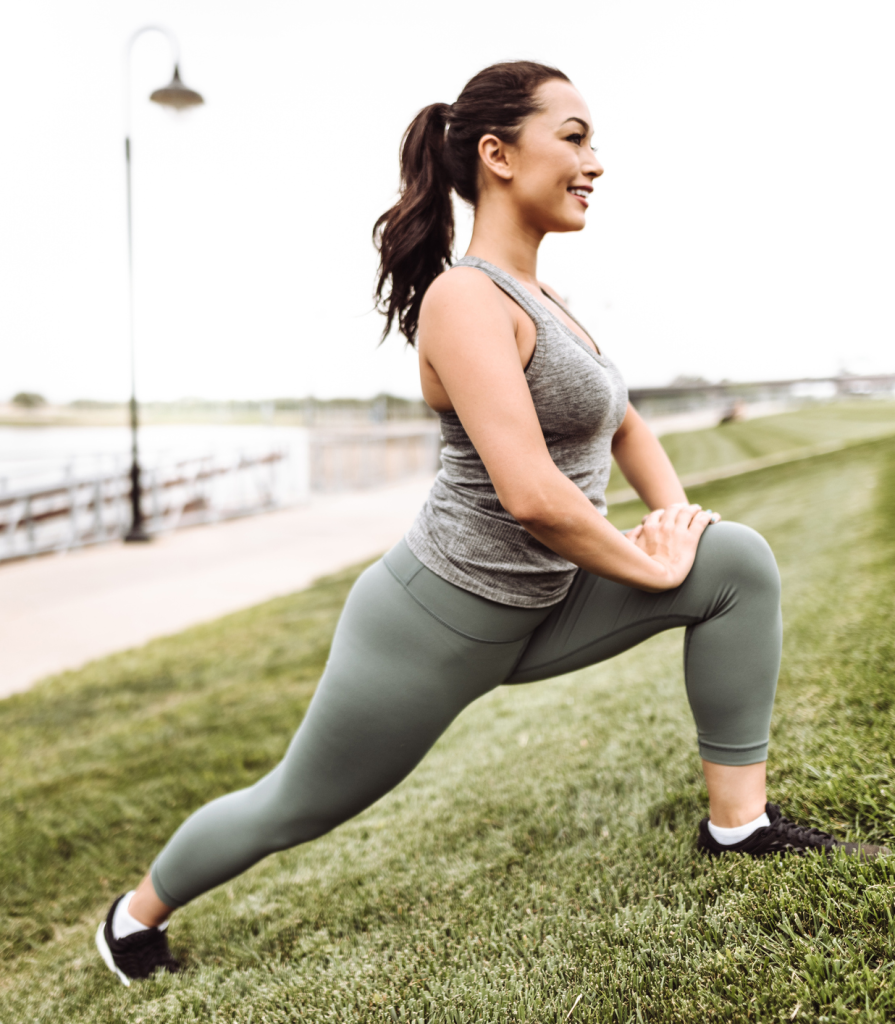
[565, 133, 584, 145]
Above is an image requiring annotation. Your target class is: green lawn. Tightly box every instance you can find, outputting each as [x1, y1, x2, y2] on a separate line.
[607, 398, 895, 492]
[2, 411, 895, 1022]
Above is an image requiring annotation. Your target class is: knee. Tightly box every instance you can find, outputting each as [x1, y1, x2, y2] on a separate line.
[241, 776, 336, 854]
[696, 521, 781, 601]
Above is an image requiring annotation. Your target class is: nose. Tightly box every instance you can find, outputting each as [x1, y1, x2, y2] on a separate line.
[586, 155, 604, 180]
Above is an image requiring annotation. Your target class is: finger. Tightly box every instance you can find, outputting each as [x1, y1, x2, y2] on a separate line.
[642, 508, 665, 527]
[684, 503, 703, 526]
[695, 508, 722, 525]
[626, 525, 643, 542]
[672, 502, 701, 526]
[687, 508, 714, 533]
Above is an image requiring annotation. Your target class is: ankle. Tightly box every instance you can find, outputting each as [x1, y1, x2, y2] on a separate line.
[701, 759, 768, 828]
[707, 809, 770, 846]
[128, 879, 173, 930]
[708, 798, 767, 829]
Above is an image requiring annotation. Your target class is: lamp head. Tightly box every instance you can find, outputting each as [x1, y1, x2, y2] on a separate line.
[150, 65, 204, 110]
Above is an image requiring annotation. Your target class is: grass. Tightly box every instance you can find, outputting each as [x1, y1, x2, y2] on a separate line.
[2, 406, 895, 1022]
[606, 398, 895, 491]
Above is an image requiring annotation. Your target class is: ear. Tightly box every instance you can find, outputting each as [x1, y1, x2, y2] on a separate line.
[477, 133, 514, 183]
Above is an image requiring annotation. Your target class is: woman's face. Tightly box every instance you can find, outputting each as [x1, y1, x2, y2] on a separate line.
[490, 79, 604, 234]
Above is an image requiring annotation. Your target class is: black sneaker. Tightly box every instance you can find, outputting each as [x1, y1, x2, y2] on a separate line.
[95, 894, 180, 986]
[697, 802, 890, 860]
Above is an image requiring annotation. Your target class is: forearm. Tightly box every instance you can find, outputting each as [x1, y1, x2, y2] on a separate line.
[612, 409, 686, 510]
[510, 471, 671, 591]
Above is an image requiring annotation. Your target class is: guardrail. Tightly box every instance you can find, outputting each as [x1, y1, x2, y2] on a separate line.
[0, 425, 444, 563]
[0, 450, 289, 563]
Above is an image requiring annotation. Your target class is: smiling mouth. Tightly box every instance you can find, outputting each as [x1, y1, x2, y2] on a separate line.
[568, 187, 591, 207]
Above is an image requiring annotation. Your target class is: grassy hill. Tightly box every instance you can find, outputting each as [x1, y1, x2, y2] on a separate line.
[2, 414, 895, 1022]
[607, 398, 895, 493]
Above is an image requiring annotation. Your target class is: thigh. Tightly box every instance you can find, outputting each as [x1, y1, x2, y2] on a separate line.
[263, 555, 536, 828]
[506, 520, 759, 685]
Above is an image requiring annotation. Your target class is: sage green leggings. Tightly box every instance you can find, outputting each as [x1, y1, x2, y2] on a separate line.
[151, 521, 781, 908]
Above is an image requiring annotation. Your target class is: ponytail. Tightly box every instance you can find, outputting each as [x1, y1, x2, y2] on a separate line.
[373, 61, 569, 346]
[373, 103, 453, 346]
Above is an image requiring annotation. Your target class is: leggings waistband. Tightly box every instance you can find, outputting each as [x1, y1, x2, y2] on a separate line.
[383, 538, 552, 644]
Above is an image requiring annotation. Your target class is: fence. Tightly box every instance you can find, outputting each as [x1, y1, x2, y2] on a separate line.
[0, 450, 293, 563]
[0, 424, 443, 563]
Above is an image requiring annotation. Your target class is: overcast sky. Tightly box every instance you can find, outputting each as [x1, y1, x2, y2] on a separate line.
[2, 1, 893, 403]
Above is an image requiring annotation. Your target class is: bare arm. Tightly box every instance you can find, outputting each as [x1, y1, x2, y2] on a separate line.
[612, 403, 686, 510]
[418, 271, 714, 594]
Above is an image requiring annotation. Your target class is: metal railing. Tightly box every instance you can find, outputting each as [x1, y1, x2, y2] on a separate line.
[0, 450, 290, 563]
[0, 424, 444, 563]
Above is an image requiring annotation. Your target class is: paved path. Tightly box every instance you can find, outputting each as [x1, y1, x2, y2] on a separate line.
[0, 476, 435, 699]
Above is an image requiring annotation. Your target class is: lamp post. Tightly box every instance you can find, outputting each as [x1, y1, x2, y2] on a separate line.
[123, 25, 203, 542]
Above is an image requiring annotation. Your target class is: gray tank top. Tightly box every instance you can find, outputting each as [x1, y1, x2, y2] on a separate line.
[405, 256, 629, 608]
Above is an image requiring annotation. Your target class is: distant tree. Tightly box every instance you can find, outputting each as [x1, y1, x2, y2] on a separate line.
[11, 392, 47, 408]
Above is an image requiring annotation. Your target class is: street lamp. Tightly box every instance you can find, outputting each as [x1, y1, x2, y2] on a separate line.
[123, 25, 203, 542]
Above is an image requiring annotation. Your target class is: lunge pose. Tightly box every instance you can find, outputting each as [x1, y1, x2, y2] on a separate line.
[97, 61, 887, 985]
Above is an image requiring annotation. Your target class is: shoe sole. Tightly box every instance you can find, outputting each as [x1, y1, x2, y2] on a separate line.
[95, 922, 131, 987]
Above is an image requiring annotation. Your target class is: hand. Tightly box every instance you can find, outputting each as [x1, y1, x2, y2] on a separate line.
[625, 503, 721, 590]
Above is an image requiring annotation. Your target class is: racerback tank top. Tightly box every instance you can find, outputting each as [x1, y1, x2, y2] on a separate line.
[405, 256, 629, 607]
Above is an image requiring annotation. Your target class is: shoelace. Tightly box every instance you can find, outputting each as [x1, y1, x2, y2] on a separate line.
[763, 813, 835, 852]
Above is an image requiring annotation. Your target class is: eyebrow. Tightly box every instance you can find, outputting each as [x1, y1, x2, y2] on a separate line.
[560, 116, 590, 133]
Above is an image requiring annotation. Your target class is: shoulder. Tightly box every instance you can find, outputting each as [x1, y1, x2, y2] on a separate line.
[422, 266, 504, 313]
[420, 267, 514, 336]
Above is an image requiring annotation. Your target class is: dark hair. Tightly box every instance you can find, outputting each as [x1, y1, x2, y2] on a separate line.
[372, 60, 571, 345]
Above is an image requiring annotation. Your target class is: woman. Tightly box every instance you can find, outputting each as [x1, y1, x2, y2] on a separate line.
[96, 60, 886, 986]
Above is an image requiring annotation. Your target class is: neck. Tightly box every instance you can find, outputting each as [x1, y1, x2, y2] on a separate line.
[464, 197, 545, 285]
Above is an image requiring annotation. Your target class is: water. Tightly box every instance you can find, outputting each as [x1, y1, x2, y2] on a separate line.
[0, 424, 310, 493]
[0, 424, 313, 561]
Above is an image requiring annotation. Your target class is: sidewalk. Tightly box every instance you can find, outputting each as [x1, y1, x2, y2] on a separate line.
[0, 475, 435, 699]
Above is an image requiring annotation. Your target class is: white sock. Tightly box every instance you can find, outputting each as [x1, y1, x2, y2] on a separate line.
[707, 811, 770, 846]
[112, 890, 151, 939]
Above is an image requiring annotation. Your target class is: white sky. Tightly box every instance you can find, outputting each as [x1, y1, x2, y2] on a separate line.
[2, 1, 893, 403]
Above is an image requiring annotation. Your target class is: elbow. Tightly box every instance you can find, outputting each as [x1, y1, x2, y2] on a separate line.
[507, 503, 545, 531]
[503, 493, 562, 532]
[496, 466, 570, 531]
